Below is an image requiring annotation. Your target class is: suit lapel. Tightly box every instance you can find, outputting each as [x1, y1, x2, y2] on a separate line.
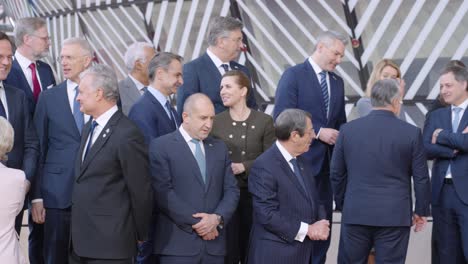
[303, 61, 327, 119]
[12, 59, 33, 98]
[202, 53, 223, 84]
[57, 82, 81, 138]
[36, 61, 51, 90]
[203, 138, 216, 192]
[147, 93, 176, 129]
[328, 73, 340, 122]
[457, 108, 468, 132]
[4, 86, 17, 122]
[173, 131, 206, 188]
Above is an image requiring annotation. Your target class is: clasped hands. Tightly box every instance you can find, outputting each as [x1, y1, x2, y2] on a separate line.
[307, 219, 330, 240]
[192, 213, 219, 241]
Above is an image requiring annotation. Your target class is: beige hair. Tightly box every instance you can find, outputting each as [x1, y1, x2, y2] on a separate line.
[0, 117, 14, 161]
[366, 59, 401, 97]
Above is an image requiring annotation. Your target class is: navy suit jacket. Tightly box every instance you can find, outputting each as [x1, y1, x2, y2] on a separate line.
[273, 59, 346, 177]
[150, 130, 239, 256]
[5, 59, 56, 115]
[33, 81, 81, 208]
[247, 144, 325, 263]
[4, 84, 39, 183]
[176, 52, 257, 114]
[128, 91, 181, 145]
[423, 106, 468, 205]
[331, 110, 431, 226]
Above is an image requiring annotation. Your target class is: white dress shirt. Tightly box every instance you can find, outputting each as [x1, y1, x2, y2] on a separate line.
[14, 50, 43, 92]
[0, 82, 9, 120]
[82, 105, 118, 161]
[179, 126, 205, 156]
[66, 79, 90, 122]
[206, 48, 230, 75]
[275, 141, 309, 242]
[129, 75, 147, 95]
[308, 57, 331, 139]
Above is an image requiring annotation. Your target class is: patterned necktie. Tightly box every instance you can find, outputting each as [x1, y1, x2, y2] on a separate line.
[221, 64, 229, 74]
[319, 71, 329, 116]
[290, 158, 308, 194]
[141, 87, 148, 95]
[29, 63, 42, 102]
[73, 86, 84, 134]
[0, 85, 6, 119]
[191, 139, 206, 183]
[165, 100, 178, 128]
[83, 120, 98, 160]
[452, 107, 463, 132]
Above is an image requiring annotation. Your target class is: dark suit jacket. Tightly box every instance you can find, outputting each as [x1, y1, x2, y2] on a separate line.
[4, 84, 39, 183]
[71, 110, 153, 259]
[32, 81, 81, 208]
[128, 91, 181, 144]
[5, 59, 56, 115]
[176, 52, 257, 114]
[331, 110, 431, 226]
[150, 130, 239, 256]
[273, 59, 346, 177]
[118, 76, 141, 116]
[247, 144, 325, 263]
[424, 106, 468, 205]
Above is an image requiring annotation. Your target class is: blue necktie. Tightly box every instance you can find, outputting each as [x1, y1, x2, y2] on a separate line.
[319, 71, 329, 116]
[290, 158, 308, 194]
[191, 139, 206, 183]
[83, 120, 98, 160]
[446, 107, 463, 178]
[73, 87, 84, 134]
[221, 64, 229, 73]
[165, 100, 177, 128]
[0, 98, 6, 119]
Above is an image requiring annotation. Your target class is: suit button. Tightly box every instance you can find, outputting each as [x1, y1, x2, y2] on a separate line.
[241, 135, 245, 139]
[242, 122, 246, 126]
[232, 122, 237, 126]
[241, 151, 245, 155]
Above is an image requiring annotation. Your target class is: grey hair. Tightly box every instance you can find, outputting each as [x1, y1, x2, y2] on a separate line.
[183, 93, 213, 114]
[0, 117, 14, 161]
[206, 16, 243, 46]
[370, 79, 401, 107]
[275, 109, 312, 141]
[79, 64, 119, 102]
[62, 37, 93, 57]
[148, 52, 184, 82]
[312, 30, 349, 52]
[14, 17, 47, 47]
[123, 42, 154, 71]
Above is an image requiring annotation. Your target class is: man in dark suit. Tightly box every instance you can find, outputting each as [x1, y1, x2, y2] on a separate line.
[118, 42, 156, 115]
[5, 17, 56, 115]
[0, 31, 39, 234]
[70, 64, 152, 264]
[150, 93, 239, 264]
[176, 16, 256, 114]
[128, 52, 183, 263]
[247, 109, 329, 264]
[424, 66, 468, 263]
[331, 79, 431, 263]
[273, 30, 348, 264]
[33, 37, 93, 263]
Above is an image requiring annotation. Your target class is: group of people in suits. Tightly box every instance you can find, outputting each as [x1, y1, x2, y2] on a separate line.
[1, 12, 468, 264]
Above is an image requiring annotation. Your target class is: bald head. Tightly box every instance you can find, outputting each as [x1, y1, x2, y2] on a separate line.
[182, 93, 215, 140]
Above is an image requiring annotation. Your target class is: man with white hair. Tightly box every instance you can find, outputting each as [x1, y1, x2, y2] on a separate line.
[118, 42, 156, 115]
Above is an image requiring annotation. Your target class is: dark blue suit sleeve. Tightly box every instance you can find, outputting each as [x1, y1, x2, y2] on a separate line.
[176, 62, 199, 115]
[273, 68, 298, 120]
[436, 131, 468, 152]
[20, 91, 39, 184]
[411, 129, 431, 216]
[330, 129, 347, 211]
[423, 112, 456, 160]
[249, 165, 301, 243]
[149, 140, 199, 233]
[128, 107, 159, 145]
[32, 93, 48, 200]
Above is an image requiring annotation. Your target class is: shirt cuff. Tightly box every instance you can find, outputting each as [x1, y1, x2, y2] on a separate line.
[316, 128, 322, 139]
[31, 199, 43, 204]
[294, 222, 309, 242]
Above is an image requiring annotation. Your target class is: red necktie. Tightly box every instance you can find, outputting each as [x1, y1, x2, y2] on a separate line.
[29, 63, 41, 102]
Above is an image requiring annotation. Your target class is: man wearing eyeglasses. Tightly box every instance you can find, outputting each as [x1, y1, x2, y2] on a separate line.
[176, 16, 256, 116]
[5, 17, 56, 116]
[32, 37, 93, 264]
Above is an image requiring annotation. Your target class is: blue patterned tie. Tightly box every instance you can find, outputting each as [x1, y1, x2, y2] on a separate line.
[165, 100, 177, 128]
[290, 158, 308, 194]
[83, 120, 98, 160]
[319, 71, 329, 116]
[446, 107, 463, 177]
[73, 87, 84, 134]
[221, 64, 229, 73]
[191, 139, 206, 183]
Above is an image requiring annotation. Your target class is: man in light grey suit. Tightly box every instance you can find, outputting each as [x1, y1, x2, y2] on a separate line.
[118, 42, 156, 115]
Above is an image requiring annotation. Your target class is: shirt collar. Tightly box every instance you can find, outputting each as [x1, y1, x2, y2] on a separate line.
[179, 125, 197, 144]
[452, 98, 468, 111]
[128, 75, 146, 91]
[94, 105, 118, 128]
[308, 57, 324, 75]
[14, 50, 34, 71]
[66, 79, 79, 92]
[147, 85, 169, 107]
[276, 141, 295, 162]
[206, 48, 229, 68]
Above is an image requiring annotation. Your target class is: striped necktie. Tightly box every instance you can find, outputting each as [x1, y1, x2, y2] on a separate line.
[319, 71, 329, 116]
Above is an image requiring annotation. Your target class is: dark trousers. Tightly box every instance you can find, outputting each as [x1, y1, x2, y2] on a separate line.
[159, 253, 223, 264]
[29, 208, 45, 264]
[433, 183, 468, 263]
[338, 224, 410, 264]
[225, 188, 252, 264]
[69, 248, 133, 264]
[43, 208, 71, 264]
[312, 164, 332, 264]
[136, 210, 156, 264]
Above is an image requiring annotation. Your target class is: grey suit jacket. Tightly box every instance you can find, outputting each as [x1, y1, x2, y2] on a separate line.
[118, 76, 142, 115]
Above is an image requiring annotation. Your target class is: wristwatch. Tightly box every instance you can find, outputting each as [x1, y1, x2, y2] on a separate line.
[216, 214, 224, 230]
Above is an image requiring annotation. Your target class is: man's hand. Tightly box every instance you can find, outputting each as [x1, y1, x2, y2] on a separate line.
[192, 213, 219, 236]
[432, 128, 443, 144]
[31, 201, 46, 224]
[462, 126, 468, 134]
[318, 128, 339, 145]
[307, 219, 330, 240]
[202, 229, 219, 241]
[231, 163, 246, 175]
[412, 214, 427, 232]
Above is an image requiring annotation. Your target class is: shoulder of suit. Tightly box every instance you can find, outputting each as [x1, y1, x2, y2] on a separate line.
[329, 71, 343, 81]
[42, 81, 66, 95]
[36, 60, 53, 69]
